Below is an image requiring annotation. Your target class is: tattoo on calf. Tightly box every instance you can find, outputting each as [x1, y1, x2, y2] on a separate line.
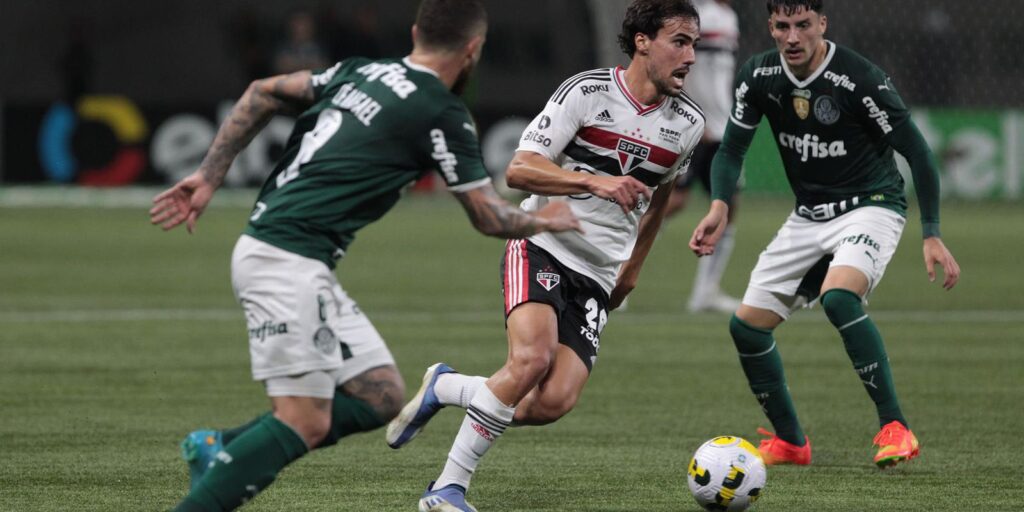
[342, 366, 403, 418]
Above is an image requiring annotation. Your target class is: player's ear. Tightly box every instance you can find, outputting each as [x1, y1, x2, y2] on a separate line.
[634, 32, 651, 56]
[465, 34, 484, 62]
[819, 14, 828, 34]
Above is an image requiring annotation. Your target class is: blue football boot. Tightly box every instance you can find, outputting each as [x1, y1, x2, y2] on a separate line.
[180, 429, 223, 491]
[419, 482, 477, 512]
[386, 363, 456, 449]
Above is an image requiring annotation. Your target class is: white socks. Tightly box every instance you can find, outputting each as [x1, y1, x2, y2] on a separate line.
[434, 384, 514, 490]
[690, 224, 736, 302]
[434, 373, 487, 409]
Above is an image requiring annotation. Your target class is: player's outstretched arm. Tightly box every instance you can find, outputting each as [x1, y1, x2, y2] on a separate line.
[923, 237, 960, 290]
[610, 183, 673, 310]
[506, 151, 651, 214]
[149, 71, 315, 233]
[453, 183, 581, 239]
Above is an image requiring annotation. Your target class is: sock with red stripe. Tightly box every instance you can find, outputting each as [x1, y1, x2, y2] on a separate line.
[434, 384, 514, 491]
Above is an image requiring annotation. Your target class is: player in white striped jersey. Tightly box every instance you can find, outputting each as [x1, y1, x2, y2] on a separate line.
[386, 1, 706, 510]
[667, 0, 743, 313]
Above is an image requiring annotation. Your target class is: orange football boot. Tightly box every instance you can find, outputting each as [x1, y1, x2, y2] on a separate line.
[873, 420, 920, 468]
[756, 427, 812, 465]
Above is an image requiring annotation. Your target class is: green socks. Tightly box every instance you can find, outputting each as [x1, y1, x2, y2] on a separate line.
[729, 315, 806, 446]
[319, 392, 386, 448]
[821, 289, 907, 428]
[175, 415, 308, 512]
[220, 413, 268, 445]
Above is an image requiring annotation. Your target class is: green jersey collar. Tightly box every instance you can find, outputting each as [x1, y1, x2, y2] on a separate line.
[781, 40, 836, 89]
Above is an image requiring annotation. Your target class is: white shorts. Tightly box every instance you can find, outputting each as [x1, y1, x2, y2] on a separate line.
[742, 207, 906, 320]
[231, 235, 395, 396]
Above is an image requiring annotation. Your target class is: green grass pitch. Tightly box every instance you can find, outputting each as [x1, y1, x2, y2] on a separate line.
[1, 194, 1021, 511]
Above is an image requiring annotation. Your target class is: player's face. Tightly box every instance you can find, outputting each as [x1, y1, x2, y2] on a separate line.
[643, 16, 700, 97]
[769, 8, 827, 71]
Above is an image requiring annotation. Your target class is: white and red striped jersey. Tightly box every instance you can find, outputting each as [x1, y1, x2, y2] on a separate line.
[516, 66, 705, 293]
[686, 0, 739, 139]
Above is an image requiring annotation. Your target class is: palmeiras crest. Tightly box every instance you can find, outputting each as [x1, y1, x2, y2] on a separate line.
[536, 271, 561, 291]
[616, 138, 651, 173]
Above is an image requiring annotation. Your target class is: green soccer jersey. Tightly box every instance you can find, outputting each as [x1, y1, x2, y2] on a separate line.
[243, 57, 490, 268]
[730, 41, 911, 220]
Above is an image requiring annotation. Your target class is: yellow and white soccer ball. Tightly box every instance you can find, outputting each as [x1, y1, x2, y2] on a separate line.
[686, 436, 766, 511]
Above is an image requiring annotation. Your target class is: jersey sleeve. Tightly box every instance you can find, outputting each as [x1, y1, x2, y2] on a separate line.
[662, 117, 704, 185]
[310, 61, 345, 101]
[424, 104, 491, 192]
[728, 58, 763, 130]
[516, 81, 589, 159]
[853, 66, 912, 139]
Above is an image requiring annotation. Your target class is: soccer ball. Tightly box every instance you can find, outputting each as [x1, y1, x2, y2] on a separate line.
[686, 436, 766, 511]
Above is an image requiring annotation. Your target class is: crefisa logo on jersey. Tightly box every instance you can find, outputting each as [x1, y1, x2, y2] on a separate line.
[536, 272, 561, 291]
[616, 138, 651, 173]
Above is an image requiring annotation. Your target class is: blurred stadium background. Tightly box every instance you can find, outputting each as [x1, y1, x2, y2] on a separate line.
[1, 1, 1022, 511]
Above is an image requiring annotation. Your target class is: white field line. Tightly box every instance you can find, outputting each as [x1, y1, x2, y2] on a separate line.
[0, 308, 1021, 324]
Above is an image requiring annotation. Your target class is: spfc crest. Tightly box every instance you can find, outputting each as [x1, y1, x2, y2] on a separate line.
[616, 138, 651, 173]
[536, 272, 561, 291]
[792, 89, 812, 120]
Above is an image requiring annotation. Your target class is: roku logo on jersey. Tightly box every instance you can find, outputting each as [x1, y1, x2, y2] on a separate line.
[861, 97, 893, 134]
[579, 84, 609, 95]
[777, 132, 848, 162]
[429, 129, 459, 184]
[669, 100, 699, 125]
[356, 63, 418, 99]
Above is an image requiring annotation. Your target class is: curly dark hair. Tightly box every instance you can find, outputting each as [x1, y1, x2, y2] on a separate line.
[415, 0, 488, 51]
[617, 0, 700, 57]
[766, 0, 824, 16]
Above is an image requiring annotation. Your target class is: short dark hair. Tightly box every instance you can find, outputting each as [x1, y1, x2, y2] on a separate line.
[414, 0, 488, 51]
[617, 0, 700, 57]
[766, 0, 824, 16]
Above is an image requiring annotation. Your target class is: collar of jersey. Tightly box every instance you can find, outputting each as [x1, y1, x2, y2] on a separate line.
[613, 66, 666, 115]
[780, 40, 836, 89]
[402, 56, 440, 78]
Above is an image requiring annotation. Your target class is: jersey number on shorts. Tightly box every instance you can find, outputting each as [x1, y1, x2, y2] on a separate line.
[583, 297, 608, 350]
[276, 109, 343, 189]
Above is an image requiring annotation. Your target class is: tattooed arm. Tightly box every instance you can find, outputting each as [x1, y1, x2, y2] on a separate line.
[453, 183, 581, 239]
[149, 71, 314, 233]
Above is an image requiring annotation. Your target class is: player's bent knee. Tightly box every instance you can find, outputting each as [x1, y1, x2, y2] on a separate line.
[507, 348, 553, 382]
[275, 405, 332, 448]
[820, 288, 864, 326]
[340, 365, 405, 423]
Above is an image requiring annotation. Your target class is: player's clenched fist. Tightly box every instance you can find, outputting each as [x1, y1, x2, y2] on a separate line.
[586, 175, 652, 213]
[535, 201, 583, 234]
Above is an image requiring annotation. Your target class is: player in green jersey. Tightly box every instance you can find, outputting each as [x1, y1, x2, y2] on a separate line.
[149, 1, 578, 510]
[689, 0, 961, 468]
